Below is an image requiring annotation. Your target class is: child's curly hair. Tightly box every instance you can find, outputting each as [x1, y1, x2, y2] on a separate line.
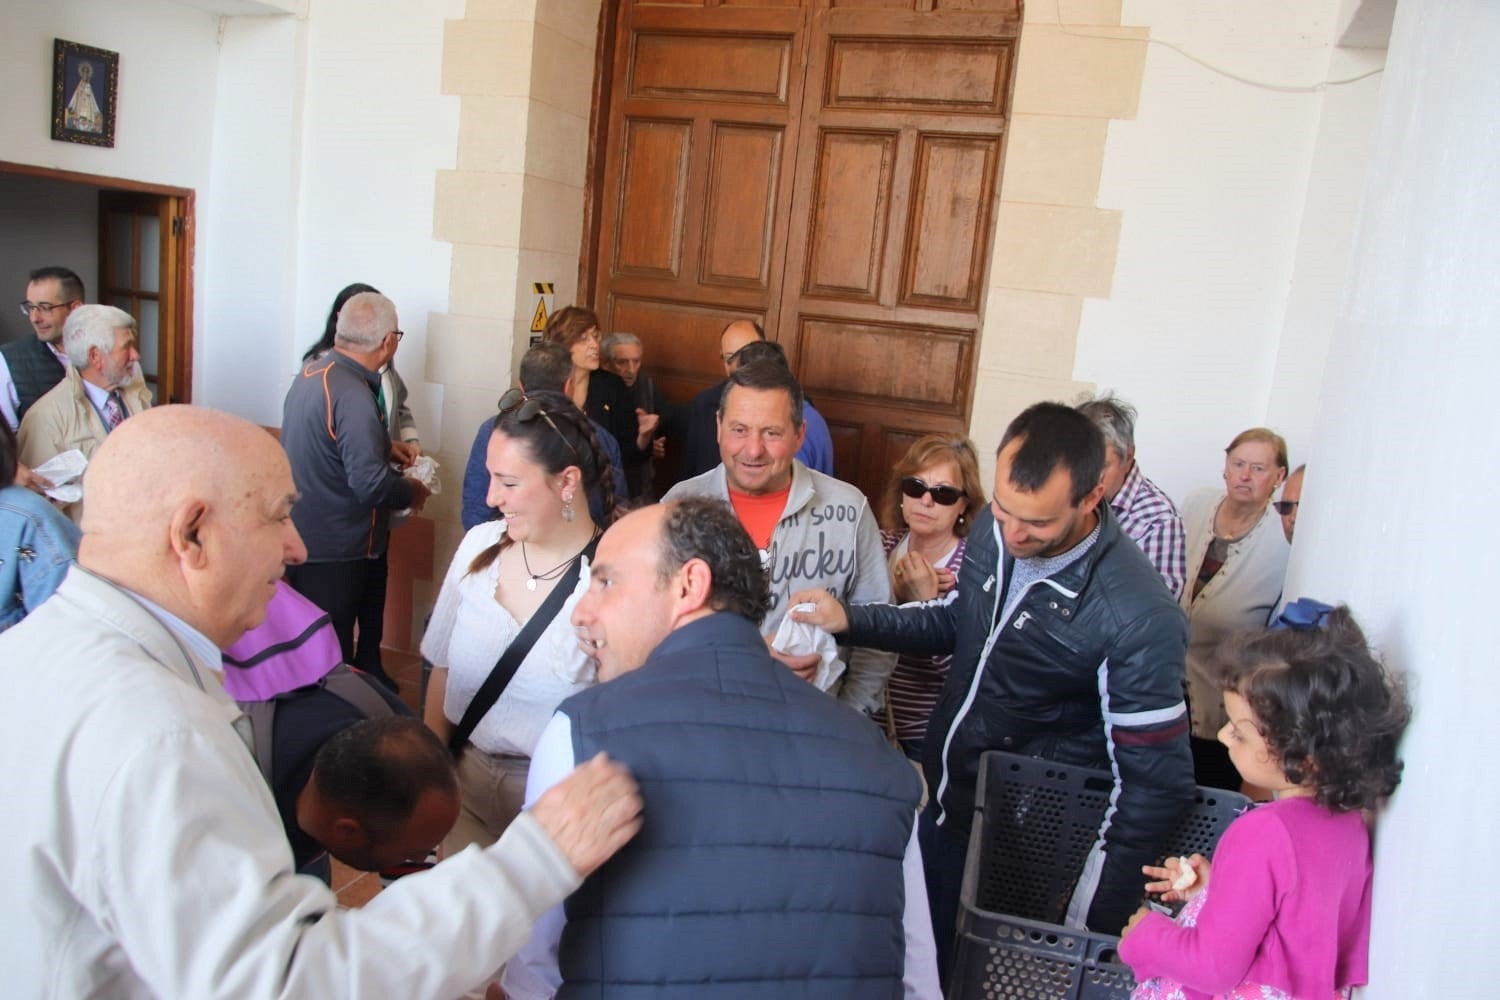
[1215, 606, 1411, 813]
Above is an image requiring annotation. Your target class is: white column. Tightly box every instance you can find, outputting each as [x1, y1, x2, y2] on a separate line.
[1282, 0, 1500, 994]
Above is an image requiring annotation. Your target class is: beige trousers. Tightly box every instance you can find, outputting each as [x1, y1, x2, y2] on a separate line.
[443, 747, 531, 857]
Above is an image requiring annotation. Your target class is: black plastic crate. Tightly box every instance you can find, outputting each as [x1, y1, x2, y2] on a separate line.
[948, 751, 1251, 999]
[951, 913, 1134, 1000]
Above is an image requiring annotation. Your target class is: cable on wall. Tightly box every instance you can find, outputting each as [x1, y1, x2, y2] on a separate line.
[1052, 0, 1385, 94]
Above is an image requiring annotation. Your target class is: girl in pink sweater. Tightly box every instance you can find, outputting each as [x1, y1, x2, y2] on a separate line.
[1118, 607, 1410, 1000]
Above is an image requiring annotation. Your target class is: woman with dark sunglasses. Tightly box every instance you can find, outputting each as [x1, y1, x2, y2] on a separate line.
[876, 436, 986, 760]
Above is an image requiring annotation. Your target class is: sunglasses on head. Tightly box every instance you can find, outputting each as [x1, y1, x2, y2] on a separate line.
[1272, 500, 1299, 515]
[900, 476, 963, 507]
[498, 388, 583, 465]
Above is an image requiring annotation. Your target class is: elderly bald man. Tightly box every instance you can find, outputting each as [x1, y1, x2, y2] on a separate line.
[0, 405, 642, 999]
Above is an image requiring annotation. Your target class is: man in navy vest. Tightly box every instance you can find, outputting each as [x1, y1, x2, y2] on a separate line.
[2, 266, 85, 431]
[503, 497, 940, 999]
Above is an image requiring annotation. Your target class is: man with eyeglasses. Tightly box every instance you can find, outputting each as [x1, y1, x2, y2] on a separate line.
[2, 267, 85, 431]
[281, 290, 430, 692]
[791, 403, 1193, 984]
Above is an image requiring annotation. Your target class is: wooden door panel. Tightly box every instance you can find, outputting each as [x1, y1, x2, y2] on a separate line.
[901, 133, 1002, 309]
[614, 118, 692, 278]
[803, 130, 897, 300]
[793, 316, 972, 417]
[700, 124, 783, 289]
[825, 37, 1013, 113]
[630, 31, 791, 105]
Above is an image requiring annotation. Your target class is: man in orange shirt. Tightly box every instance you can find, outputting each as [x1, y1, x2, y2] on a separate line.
[663, 361, 893, 716]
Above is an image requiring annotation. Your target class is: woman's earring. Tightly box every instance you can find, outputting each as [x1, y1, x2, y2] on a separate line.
[562, 490, 575, 522]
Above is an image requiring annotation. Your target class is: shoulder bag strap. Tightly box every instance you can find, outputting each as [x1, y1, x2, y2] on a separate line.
[447, 535, 598, 757]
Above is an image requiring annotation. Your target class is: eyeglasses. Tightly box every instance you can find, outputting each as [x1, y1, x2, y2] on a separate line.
[391, 330, 405, 342]
[1272, 500, 1300, 515]
[498, 388, 582, 465]
[900, 476, 964, 507]
[18, 301, 73, 316]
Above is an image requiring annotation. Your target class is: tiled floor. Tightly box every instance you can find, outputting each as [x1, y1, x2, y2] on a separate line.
[331, 646, 426, 908]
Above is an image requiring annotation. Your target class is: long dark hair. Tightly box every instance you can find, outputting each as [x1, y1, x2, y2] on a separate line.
[467, 390, 620, 574]
[303, 283, 380, 362]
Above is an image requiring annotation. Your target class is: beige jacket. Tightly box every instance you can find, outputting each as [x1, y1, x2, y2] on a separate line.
[0, 565, 581, 999]
[16, 365, 153, 521]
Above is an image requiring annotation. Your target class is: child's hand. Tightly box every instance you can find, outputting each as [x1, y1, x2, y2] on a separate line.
[1120, 905, 1151, 940]
[1142, 853, 1211, 902]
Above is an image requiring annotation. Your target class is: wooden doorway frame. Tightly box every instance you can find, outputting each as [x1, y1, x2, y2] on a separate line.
[0, 159, 195, 403]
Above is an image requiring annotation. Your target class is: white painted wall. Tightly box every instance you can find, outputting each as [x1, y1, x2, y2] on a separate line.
[0, 174, 99, 344]
[1282, 0, 1500, 992]
[198, 13, 307, 424]
[202, 0, 462, 431]
[286, 0, 463, 444]
[1078, 0, 1380, 503]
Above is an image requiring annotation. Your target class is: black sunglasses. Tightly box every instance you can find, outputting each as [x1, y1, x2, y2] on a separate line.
[1272, 500, 1300, 515]
[498, 388, 583, 465]
[900, 476, 963, 507]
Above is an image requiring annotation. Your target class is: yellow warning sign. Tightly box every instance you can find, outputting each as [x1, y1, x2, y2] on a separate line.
[532, 282, 555, 295]
[530, 297, 549, 333]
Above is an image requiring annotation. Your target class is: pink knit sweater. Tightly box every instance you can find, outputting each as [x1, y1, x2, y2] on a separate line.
[1119, 796, 1372, 999]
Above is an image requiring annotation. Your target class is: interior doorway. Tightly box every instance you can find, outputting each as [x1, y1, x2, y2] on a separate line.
[0, 160, 194, 406]
[584, 0, 1021, 502]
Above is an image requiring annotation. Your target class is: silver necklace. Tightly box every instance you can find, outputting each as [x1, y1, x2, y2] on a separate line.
[520, 532, 597, 591]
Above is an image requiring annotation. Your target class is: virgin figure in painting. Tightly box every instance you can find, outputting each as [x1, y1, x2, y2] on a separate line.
[65, 61, 103, 133]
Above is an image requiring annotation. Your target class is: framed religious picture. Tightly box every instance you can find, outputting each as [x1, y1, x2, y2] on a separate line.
[51, 39, 119, 148]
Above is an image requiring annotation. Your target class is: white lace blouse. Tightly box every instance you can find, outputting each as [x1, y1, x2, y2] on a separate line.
[420, 520, 595, 756]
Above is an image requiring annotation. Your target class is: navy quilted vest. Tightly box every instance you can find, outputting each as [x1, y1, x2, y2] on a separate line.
[556, 612, 921, 999]
[0, 337, 66, 422]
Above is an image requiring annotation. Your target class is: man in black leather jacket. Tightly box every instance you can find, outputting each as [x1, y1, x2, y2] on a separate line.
[793, 402, 1194, 976]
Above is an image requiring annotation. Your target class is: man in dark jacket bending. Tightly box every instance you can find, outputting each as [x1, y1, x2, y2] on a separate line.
[794, 402, 1194, 976]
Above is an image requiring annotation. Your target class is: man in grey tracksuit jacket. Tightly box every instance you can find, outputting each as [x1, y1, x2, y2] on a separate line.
[665, 458, 895, 716]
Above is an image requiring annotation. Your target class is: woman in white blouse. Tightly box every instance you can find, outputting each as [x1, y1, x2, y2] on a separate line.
[423, 389, 620, 854]
[1179, 427, 1291, 791]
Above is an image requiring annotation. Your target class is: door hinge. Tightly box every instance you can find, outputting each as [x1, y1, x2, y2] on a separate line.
[171, 216, 185, 237]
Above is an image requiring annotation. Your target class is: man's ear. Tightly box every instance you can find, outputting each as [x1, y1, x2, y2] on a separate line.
[327, 816, 368, 852]
[674, 557, 714, 617]
[166, 500, 211, 568]
[1078, 482, 1106, 517]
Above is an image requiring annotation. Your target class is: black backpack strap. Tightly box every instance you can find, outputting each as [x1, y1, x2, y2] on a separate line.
[447, 536, 597, 758]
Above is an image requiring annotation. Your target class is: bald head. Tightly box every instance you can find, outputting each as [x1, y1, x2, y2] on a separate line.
[719, 320, 764, 375]
[81, 405, 307, 647]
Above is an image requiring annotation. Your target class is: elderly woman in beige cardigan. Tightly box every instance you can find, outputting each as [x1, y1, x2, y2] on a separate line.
[1179, 427, 1291, 791]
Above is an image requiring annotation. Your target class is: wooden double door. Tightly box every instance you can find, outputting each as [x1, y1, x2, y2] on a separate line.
[586, 0, 1021, 502]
